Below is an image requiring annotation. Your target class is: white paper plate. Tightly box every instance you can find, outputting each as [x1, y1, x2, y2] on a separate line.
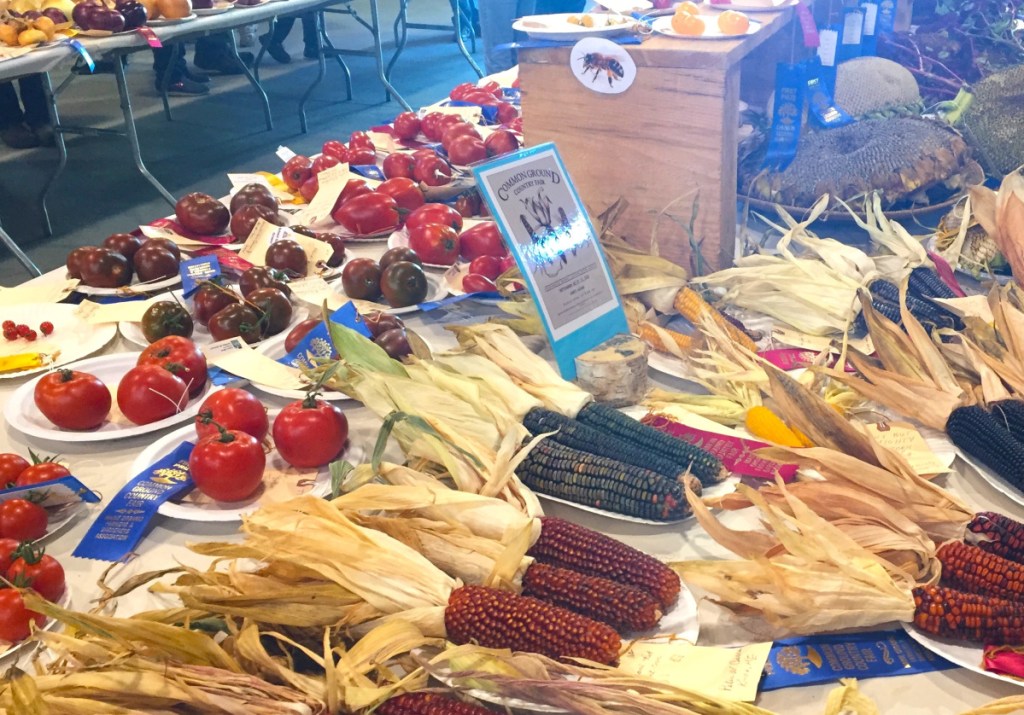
[0, 587, 72, 662]
[147, 13, 197, 24]
[128, 416, 364, 521]
[956, 450, 1024, 515]
[513, 13, 637, 41]
[651, 14, 761, 38]
[36, 500, 87, 545]
[902, 624, 1024, 689]
[705, 0, 795, 10]
[598, 0, 653, 11]
[251, 332, 350, 402]
[647, 351, 694, 381]
[194, 1, 234, 14]
[0, 303, 116, 380]
[5, 353, 221, 443]
[73, 272, 181, 297]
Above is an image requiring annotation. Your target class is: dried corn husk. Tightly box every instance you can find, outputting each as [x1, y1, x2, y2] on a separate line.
[837, 194, 930, 277]
[989, 171, 1024, 288]
[643, 392, 749, 427]
[823, 680, 880, 715]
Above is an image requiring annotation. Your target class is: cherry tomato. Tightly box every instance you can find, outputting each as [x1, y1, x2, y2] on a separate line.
[406, 204, 464, 233]
[33, 369, 111, 431]
[468, 255, 504, 281]
[332, 193, 400, 236]
[139, 336, 208, 398]
[392, 111, 421, 140]
[321, 140, 349, 163]
[382, 153, 416, 180]
[189, 428, 266, 502]
[0, 500, 47, 542]
[0, 454, 30, 486]
[273, 396, 348, 469]
[0, 538, 20, 573]
[413, 156, 453, 186]
[195, 388, 269, 442]
[15, 461, 71, 488]
[8, 547, 65, 602]
[408, 223, 459, 266]
[378, 177, 425, 213]
[462, 273, 498, 293]
[459, 221, 508, 261]
[0, 589, 44, 644]
[116, 364, 189, 426]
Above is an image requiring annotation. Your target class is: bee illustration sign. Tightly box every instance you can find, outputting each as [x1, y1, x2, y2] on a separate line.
[473, 143, 629, 379]
[570, 37, 636, 94]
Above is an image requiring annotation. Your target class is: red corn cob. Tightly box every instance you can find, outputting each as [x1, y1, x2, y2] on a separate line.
[527, 516, 680, 609]
[377, 692, 494, 715]
[938, 541, 1024, 600]
[521, 562, 663, 634]
[444, 585, 621, 665]
[968, 512, 1024, 564]
[913, 585, 1024, 645]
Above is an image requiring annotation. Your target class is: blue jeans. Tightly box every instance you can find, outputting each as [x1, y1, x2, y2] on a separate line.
[479, 0, 536, 74]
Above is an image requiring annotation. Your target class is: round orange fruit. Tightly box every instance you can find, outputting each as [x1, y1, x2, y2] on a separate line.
[717, 10, 750, 34]
[671, 12, 705, 35]
[675, 1, 701, 15]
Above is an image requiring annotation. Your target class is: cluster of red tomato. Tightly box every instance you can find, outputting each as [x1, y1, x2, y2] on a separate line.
[66, 234, 182, 290]
[0, 539, 64, 645]
[32, 336, 208, 431]
[281, 131, 378, 203]
[187, 388, 348, 502]
[2, 321, 52, 343]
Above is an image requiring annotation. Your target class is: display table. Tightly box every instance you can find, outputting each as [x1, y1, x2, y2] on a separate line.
[518, 10, 792, 272]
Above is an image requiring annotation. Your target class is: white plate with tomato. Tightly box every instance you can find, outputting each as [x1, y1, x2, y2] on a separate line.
[4, 352, 222, 443]
[72, 273, 182, 297]
[512, 13, 636, 41]
[129, 406, 361, 522]
[0, 586, 72, 662]
[252, 332, 350, 402]
[0, 303, 117, 380]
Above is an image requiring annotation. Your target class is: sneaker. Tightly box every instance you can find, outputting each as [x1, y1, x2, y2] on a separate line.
[163, 78, 210, 96]
[194, 54, 247, 75]
[263, 39, 291, 64]
[184, 66, 211, 83]
[0, 123, 39, 149]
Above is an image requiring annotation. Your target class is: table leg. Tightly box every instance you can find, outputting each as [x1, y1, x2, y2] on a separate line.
[299, 9, 328, 133]
[39, 71, 66, 239]
[227, 30, 273, 131]
[254, 17, 274, 83]
[384, 0, 408, 83]
[449, 0, 482, 78]
[0, 221, 41, 277]
[159, 45, 178, 122]
[368, 0, 411, 110]
[319, 12, 352, 99]
[112, 57, 176, 208]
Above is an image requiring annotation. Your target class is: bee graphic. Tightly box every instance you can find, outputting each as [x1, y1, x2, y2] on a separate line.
[580, 52, 625, 87]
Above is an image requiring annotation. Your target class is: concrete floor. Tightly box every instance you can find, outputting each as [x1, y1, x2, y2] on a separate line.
[0, 0, 482, 285]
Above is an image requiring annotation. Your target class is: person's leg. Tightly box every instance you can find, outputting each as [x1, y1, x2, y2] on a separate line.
[261, 16, 295, 63]
[195, 33, 252, 74]
[17, 75, 53, 145]
[300, 13, 318, 58]
[154, 45, 207, 95]
[0, 81, 37, 149]
[478, 0, 522, 74]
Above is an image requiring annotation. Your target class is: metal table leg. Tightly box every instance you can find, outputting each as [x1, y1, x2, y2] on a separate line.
[227, 30, 273, 131]
[253, 16, 275, 83]
[320, 16, 353, 100]
[384, 0, 409, 82]
[39, 71, 65, 239]
[449, 0, 482, 78]
[299, 9, 328, 133]
[159, 45, 179, 121]
[0, 221, 41, 278]
[368, 0, 411, 109]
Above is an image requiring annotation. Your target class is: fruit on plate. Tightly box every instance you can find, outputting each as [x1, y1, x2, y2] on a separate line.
[265, 239, 308, 278]
[347, 147, 376, 166]
[14, 454, 71, 487]
[412, 154, 452, 186]
[175, 192, 230, 236]
[208, 303, 262, 344]
[454, 192, 482, 217]
[441, 122, 481, 151]
[0, 498, 48, 541]
[408, 223, 459, 266]
[230, 203, 283, 242]
[138, 336, 208, 398]
[333, 178, 372, 210]
[484, 130, 519, 158]
[142, 236, 182, 261]
[462, 273, 498, 293]
[675, 1, 700, 14]
[349, 131, 375, 151]
[363, 310, 403, 338]
[378, 177, 425, 214]
[382, 153, 416, 180]
[196, 388, 269, 442]
[375, 327, 412, 359]
[379, 246, 421, 272]
[380, 261, 428, 308]
[496, 101, 518, 126]
[33, 369, 111, 431]
[447, 134, 487, 166]
[392, 111, 421, 140]
[229, 183, 279, 214]
[155, 0, 191, 19]
[0, 454, 30, 486]
[193, 282, 240, 326]
[292, 227, 346, 268]
[332, 193, 400, 236]
[189, 423, 266, 502]
[717, 9, 749, 34]
[133, 243, 179, 282]
[142, 300, 194, 343]
[458, 221, 507, 261]
[246, 287, 293, 337]
[7, 544, 65, 601]
[116, 0, 147, 29]
[406, 203, 463, 233]
[102, 233, 142, 262]
[0, 589, 45, 644]
[341, 258, 382, 301]
[117, 364, 189, 425]
[468, 255, 504, 281]
[65, 246, 97, 280]
[42, 0, 76, 21]
[284, 318, 321, 353]
[671, 12, 704, 34]
[73, 0, 126, 31]
[79, 247, 132, 288]
[272, 394, 348, 469]
[238, 266, 290, 298]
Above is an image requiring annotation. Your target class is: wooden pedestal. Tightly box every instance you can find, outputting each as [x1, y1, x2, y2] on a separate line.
[519, 10, 791, 272]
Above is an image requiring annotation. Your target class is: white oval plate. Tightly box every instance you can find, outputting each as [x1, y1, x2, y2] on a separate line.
[902, 623, 1024, 689]
[252, 332, 350, 402]
[513, 13, 636, 41]
[956, 449, 1024, 515]
[128, 415, 364, 521]
[0, 587, 72, 663]
[73, 272, 181, 297]
[4, 352, 221, 443]
[0, 303, 116, 380]
[651, 14, 761, 38]
[706, 0, 795, 10]
[194, 1, 235, 14]
[147, 13, 197, 24]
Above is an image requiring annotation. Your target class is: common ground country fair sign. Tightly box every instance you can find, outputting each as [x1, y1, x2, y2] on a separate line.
[473, 143, 629, 379]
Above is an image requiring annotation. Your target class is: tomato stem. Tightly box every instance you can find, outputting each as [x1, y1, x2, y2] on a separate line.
[58, 369, 74, 383]
[198, 412, 236, 443]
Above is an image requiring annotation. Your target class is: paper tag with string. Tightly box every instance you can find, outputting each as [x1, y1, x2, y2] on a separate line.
[817, 27, 839, 66]
[291, 164, 350, 226]
[204, 337, 306, 389]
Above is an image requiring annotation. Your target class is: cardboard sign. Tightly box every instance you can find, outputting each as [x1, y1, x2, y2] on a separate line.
[473, 143, 628, 379]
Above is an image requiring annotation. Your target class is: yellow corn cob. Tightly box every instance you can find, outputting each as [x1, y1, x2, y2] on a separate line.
[638, 322, 693, 356]
[0, 352, 53, 374]
[792, 426, 815, 448]
[673, 287, 757, 352]
[745, 406, 804, 448]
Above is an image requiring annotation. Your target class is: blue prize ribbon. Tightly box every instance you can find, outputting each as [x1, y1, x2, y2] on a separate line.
[449, 100, 500, 124]
[761, 630, 958, 690]
[0, 476, 100, 503]
[72, 441, 194, 561]
[278, 303, 371, 370]
[350, 164, 385, 181]
[179, 255, 221, 298]
[764, 63, 806, 171]
[805, 57, 854, 128]
[64, 39, 95, 72]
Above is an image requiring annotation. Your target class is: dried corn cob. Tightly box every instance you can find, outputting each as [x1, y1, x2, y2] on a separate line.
[868, 279, 960, 329]
[637, 322, 694, 357]
[673, 287, 757, 352]
[913, 585, 1024, 645]
[909, 266, 958, 300]
[575, 402, 725, 486]
[523, 407, 694, 485]
[938, 541, 1024, 600]
[528, 516, 680, 609]
[991, 401, 1024, 446]
[517, 439, 692, 522]
[851, 296, 903, 335]
[744, 406, 804, 448]
[378, 692, 495, 715]
[969, 512, 1024, 565]
[444, 585, 621, 665]
[521, 562, 662, 633]
[947, 406, 1024, 492]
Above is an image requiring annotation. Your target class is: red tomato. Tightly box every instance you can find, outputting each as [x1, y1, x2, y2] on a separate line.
[0, 500, 47, 542]
[272, 397, 348, 468]
[462, 90, 500, 106]
[15, 461, 71, 488]
[484, 130, 520, 158]
[449, 81, 476, 101]
[311, 153, 342, 175]
[333, 179, 373, 210]
[441, 122, 481, 151]
[420, 112, 447, 141]
[347, 147, 377, 166]
[195, 388, 269, 442]
[499, 254, 517, 273]
[447, 135, 487, 166]
[412, 148, 439, 162]
[332, 193, 400, 236]
[378, 177, 425, 213]
[406, 204, 464, 233]
[382, 153, 416, 180]
[33, 369, 111, 431]
[281, 155, 313, 191]
[299, 176, 319, 203]
[454, 192, 481, 217]
[509, 117, 523, 133]
[7, 548, 65, 601]
[0, 538, 20, 573]
[321, 140, 349, 162]
[392, 111, 422, 140]
[348, 131, 375, 151]
[409, 224, 459, 266]
[189, 429, 266, 502]
[0, 589, 44, 644]
[459, 221, 508, 261]
[436, 114, 463, 135]
[462, 273, 498, 293]
[139, 336, 208, 398]
[468, 255, 504, 280]
[0, 454, 29, 486]
[116, 364, 189, 426]
[480, 80, 502, 97]
[496, 102, 519, 125]
[413, 156, 453, 187]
